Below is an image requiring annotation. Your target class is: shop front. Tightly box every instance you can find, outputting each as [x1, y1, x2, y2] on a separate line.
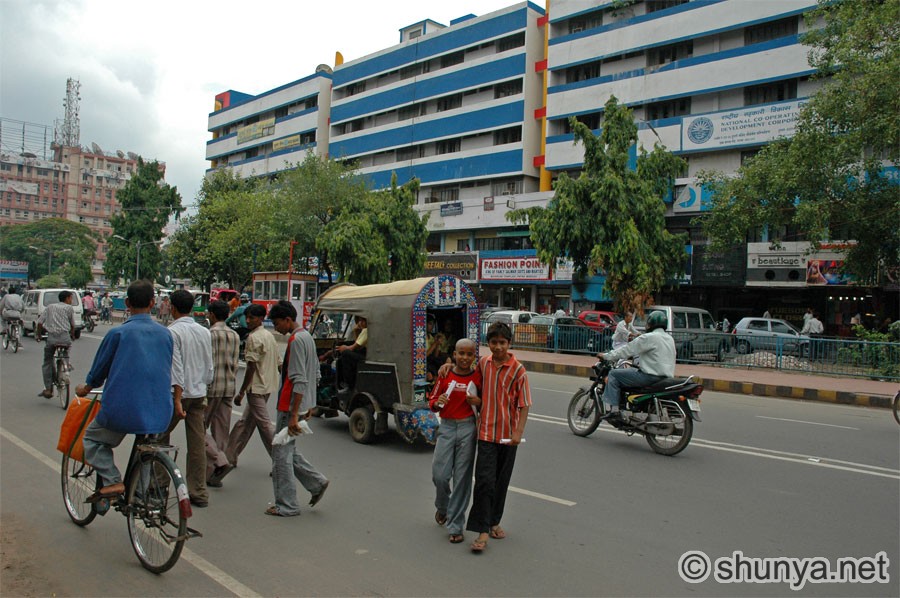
[476, 250, 570, 312]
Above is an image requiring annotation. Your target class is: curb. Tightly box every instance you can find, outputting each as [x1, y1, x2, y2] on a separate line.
[517, 359, 894, 409]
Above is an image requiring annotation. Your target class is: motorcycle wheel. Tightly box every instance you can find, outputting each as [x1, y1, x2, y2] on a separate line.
[567, 389, 602, 437]
[644, 400, 693, 456]
[85, 319, 94, 333]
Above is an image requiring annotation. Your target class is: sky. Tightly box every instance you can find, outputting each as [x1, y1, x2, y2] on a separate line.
[0, 0, 523, 209]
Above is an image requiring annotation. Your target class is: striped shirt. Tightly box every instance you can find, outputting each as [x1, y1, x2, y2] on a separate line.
[208, 322, 240, 398]
[477, 353, 532, 443]
[38, 301, 75, 335]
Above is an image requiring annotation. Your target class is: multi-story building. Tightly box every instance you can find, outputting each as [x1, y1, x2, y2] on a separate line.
[1, 118, 153, 283]
[206, 0, 893, 329]
[206, 71, 332, 179]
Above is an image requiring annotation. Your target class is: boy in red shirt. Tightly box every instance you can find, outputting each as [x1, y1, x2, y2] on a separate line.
[429, 338, 481, 543]
[466, 322, 531, 552]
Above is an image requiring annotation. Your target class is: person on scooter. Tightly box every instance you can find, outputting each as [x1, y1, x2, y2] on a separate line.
[598, 310, 675, 421]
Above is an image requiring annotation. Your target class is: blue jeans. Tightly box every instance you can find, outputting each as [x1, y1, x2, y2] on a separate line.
[271, 411, 328, 516]
[83, 421, 128, 486]
[601, 368, 665, 407]
[432, 416, 476, 535]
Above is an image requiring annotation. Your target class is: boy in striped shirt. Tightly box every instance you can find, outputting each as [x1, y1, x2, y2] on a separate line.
[467, 322, 531, 553]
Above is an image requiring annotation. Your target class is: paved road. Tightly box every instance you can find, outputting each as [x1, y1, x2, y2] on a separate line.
[1, 326, 898, 597]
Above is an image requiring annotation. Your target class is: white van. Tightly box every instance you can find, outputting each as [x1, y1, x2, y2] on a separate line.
[21, 289, 85, 339]
[634, 305, 728, 361]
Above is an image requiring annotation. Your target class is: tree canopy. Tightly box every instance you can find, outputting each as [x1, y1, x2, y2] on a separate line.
[0, 218, 97, 284]
[509, 96, 687, 312]
[104, 158, 182, 285]
[698, 0, 900, 284]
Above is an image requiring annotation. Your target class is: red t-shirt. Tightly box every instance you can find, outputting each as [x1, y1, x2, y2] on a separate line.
[428, 369, 481, 420]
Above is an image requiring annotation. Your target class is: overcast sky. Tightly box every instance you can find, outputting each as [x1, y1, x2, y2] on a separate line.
[1, 0, 520, 209]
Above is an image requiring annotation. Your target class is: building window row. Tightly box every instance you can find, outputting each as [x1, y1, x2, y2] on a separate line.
[354, 126, 522, 168]
[421, 177, 525, 206]
[333, 79, 523, 137]
[334, 32, 525, 100]
[215, 95, 319, 138]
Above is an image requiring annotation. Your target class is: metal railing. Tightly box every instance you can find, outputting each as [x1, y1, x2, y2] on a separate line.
[480, 322, 900, 380]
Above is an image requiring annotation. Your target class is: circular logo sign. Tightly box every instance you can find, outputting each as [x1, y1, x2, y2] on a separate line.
[687, 117, 714, 144]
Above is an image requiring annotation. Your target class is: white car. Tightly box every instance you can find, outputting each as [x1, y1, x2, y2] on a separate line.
[21, 288, 85, 339]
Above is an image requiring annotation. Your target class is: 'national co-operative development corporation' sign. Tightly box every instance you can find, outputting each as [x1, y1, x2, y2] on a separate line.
[682, 99, 807, 151]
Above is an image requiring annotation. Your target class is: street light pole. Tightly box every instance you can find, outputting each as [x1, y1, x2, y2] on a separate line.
[113, 235, 163, 281]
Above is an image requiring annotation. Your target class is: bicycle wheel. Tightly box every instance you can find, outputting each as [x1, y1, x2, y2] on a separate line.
[61, 454, 98, 526]
[125, 453, 187, 573]
[2, 332, 7, 350]
[892, 391, 900, 426]
[567, 388, 602, 437]
[56, 359, 70, 409]
[12, 326, 20, 353]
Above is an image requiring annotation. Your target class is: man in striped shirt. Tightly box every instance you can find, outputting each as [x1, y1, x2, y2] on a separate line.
[466, 321, 531, 553]
[204, 300, 240, 488]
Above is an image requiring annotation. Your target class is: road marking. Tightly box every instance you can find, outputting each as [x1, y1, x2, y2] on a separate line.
[534, 387, 576, 394]
[527, 411, 899, 480]
[0, 427, 262, 598]
[508, 486, 576, 506]
[755, 415, 859, 430]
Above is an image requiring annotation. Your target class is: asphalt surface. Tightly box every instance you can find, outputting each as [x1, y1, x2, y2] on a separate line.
[1, 325, 898, 597]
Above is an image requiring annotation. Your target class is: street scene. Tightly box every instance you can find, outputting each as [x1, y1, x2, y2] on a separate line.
[1, 0, 899, 595]
[1, 325, 898, 596]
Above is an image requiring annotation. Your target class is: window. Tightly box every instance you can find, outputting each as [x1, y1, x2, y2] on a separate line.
[436, 138, 461, 154]
[568, 10, 603, 34]
[563, 112, 602, 133]
[350, 118, 365, 132]
[408, 28, 422, 40]
[491, 179, 523, 196]
[345, 82, 365, 97]
[645, 97, 692, 120]
[494, 79, 523, 98]
[646, 0, 688, 13]
[304, 96, 318, 110]
[744, 79, 797, 106]
[745, 16, 798, 45]
[244, 147, 258, 160]
[274, 106, 288, 119]
[440, 51, 464, 68]
[771, 322, 794, 335]
[300, 131, 316, 144]
[493, 127, 522, 145]
[399, 103, 425, 120]
[435, 186, 459, 202]
[648, 40, 693, 66]
[497, 33, 525, 52]
[748, 320, 768, 331]
[565, 61, 601, 84]
[400, 64, 422, 80]
[437, 94, 462, 112]
[397, 146, 424, 162]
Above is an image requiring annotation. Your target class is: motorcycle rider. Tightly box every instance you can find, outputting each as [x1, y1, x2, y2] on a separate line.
[598, 310, 675, 420]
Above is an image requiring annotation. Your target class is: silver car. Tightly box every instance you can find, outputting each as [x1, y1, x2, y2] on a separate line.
[732, 318, 810, 357]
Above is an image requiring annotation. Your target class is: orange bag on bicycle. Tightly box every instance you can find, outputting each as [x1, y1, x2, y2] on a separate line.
[57, 395, 100, 463]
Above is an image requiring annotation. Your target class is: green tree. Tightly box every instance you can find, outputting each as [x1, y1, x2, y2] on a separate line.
[698, 0, 900, 284]
[35, 274, 66, 289]
[317, 175, 428, 285]
[59, 260, 93, 289]
[0, 218, 97, 282]
[509, 96, 687, 312]
[105, 158, 182, 285]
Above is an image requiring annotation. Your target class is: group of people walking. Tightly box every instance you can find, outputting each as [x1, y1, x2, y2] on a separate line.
[74, 281, 328, 515]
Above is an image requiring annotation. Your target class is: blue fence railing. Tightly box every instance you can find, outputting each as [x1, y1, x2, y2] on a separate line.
[481, 323, 900, 380]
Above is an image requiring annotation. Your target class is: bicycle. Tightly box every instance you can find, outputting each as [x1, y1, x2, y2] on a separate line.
[44, 343, 72, 410]
[61, 392, 201, 573]
[2, 318, 22, 353]
[892, 390, 899, 425]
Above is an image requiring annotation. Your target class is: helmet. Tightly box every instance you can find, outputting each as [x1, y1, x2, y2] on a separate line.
[240, 293, 249, 302]
[646, 311, 668, 332]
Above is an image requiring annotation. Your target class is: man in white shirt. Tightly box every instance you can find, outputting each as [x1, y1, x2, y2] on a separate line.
[0, 286, 25, 336]
[160, 290, 214, 507]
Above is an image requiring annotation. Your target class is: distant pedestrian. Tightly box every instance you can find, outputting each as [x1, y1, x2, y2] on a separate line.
[204, 300, 240, 488]
[266, 300, 329, 517]
[36, 290, 76, 399]
[158, 296, 172, 325]
[762, 309, 771, 319]
[224, 303, 277, 469]
[160, 290, 214, 508]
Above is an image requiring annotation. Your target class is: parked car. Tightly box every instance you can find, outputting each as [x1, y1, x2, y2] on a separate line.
[731, 317, 810, 357]
[577, 310, 621, 332]
[481, 310, 539, 344]
[530, 315, 606, 353]
[21, 288, 85, 339]
[634, 305, 730, 361]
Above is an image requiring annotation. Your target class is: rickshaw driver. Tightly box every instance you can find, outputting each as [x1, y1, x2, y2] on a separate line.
[334, 316, 368, 390]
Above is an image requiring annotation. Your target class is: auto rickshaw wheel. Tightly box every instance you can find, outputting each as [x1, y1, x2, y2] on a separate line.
[349, 406, 376, 444]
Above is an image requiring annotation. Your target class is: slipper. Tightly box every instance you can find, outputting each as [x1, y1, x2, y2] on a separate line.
[470, 538, 487, 552]
[449, 534, 465, 544]
[39, 390, 53, 399]
[489, 526, 506, 540]
[85, 482, 125, 503]
[264, 506, 297, 517]
[435, 510, 447, 526]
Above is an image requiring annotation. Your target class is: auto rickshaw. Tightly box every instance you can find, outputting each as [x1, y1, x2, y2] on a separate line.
[310, 274, 480, 445]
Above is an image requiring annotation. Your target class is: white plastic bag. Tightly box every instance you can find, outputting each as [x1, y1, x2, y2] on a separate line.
[272, 420, 313, 445]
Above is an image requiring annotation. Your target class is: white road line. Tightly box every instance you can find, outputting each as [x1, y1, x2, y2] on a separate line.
[508, 486, 576, 506]
[755, 415, 860, 430]
[534, 387, 576, 394]
[526, 411, 900, 479]
[0, 427, 262, 598]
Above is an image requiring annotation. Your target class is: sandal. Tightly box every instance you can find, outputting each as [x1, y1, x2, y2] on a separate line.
[264, 506, 289, 517]
[449, 534, 464, 544]
[470, 538, 487, 552]
[435, 510, 447, 526]
[489, 526, 506, 540]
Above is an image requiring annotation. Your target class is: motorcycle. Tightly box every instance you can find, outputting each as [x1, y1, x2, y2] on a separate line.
[83, 311, 99, 333]
[566, 360, 703, 456]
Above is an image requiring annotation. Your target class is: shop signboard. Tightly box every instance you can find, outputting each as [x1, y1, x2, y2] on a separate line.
[480, 256, 550, 281]
[423, 252, 478, 282]
[746, 242, 854, 287]
[692, 246, 746, 286]
[0, 260, 28, 281]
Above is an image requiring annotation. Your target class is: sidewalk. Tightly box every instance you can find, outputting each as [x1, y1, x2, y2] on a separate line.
[502, 346, 898, 409]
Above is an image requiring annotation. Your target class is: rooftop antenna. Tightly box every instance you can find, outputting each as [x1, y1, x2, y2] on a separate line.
[53, 78, 81, 148]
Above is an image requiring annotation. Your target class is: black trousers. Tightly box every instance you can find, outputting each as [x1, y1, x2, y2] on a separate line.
[466, 440, 517, 534]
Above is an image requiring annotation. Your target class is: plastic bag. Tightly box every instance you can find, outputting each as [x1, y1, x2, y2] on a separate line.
[272, 420, 313, 445]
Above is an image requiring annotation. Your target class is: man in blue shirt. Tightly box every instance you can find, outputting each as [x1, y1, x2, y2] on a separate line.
[76, 280, 174, 498]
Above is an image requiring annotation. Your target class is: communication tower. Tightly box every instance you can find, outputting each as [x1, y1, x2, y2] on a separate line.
[53, 78, 81, 148]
